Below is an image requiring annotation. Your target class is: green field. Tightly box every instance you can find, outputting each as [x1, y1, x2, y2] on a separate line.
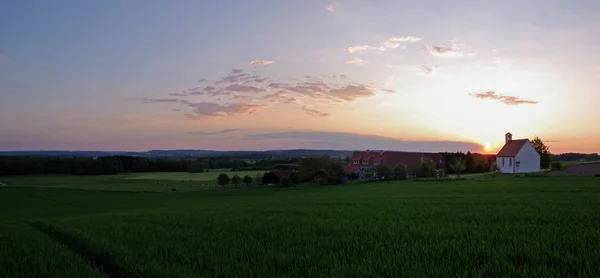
[0, 171, 265, 192]
[1, 175, 600, 277]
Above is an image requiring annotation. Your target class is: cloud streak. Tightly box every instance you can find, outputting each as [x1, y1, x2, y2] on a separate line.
[421, 65, 439, 74]
[250, 60, 274, 66]
[325, 4, 333, 12]
[300, 106, 330, 117]
[470, 91, 538, 105]
[345, 36, 422, 53]
[187, 129, 239, 135]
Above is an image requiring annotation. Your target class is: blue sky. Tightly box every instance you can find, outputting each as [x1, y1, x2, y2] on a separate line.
[1, 0, 599, 152]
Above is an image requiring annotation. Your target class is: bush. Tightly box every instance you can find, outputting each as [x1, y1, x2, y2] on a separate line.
[280, 176, 293, 187]
[289, 172, 300, 184]
[328, 176, 344, 185]
[392, 163, 407, 180]
[551, 162, 562, 171]
[374, 165, 392, 179]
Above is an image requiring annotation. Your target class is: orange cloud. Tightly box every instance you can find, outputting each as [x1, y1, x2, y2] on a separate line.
[470, 91, 538, 105]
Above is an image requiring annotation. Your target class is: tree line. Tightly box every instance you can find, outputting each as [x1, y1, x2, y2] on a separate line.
[0, 156, 253, 176]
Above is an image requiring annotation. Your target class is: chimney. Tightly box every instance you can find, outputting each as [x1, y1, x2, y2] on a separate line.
[505, 132, 513, 143]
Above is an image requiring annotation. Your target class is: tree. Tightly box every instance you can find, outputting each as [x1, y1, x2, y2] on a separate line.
[374, 165, 392, 179]
[531, 136, 551, 169]
[242, 175, 253, 186]
[392, 163, 407, 180]
[254, 173, 263, 184]
[231, 174, 241, 187]
[217, 173, 230, 187]
[187, 160, 204, 173]
[418, 159, 436, 178]
[289, 172, 300, 184]
[465, 152, 475, 173]
[450, 158, 466, 178]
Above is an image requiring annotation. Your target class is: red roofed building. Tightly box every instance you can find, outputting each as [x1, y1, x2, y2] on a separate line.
[345, 150, 445, 176]
[496, 132, 540, 173]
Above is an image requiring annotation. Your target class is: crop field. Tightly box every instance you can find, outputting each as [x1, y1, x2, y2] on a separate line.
[1, 175, 600, 277]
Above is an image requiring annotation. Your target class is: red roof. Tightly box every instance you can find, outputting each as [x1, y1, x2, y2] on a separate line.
[497, 139, 529, 157]
[345, 150, 444, 174]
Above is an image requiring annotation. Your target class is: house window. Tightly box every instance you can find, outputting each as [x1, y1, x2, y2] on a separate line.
[502, 157, 505, 165]
[362, 160, 368, 165]
[353, 160, 359, 165]
[509, 158, 512, 166]
[374, 161, 380, 165]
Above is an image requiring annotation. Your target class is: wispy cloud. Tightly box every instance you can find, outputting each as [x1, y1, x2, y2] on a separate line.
[262, 91, 297, 104]
[325, 4, 334, 12]
[142, 68, 395, 118]
[421, 65, 439, 74]
[250, 60, 274, 66]
[470, 91, 538, 105]
[141, 97, 189, 104]
[168, 92, 188, 97]
[424, 42, 467, 57]
[345, 36, 422, 53]
[346, 57, 366, 65]
[592, 65, 600, 71]
[300, 106, 330, 117]
[186, 102, 270, 118]
[187, 129, 239, 135]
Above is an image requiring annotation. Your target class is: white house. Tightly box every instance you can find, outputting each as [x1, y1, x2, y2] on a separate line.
[496, 132, 541, 173]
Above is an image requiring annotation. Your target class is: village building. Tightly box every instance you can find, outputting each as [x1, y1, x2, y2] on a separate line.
[496, 132, 541, 173]
[344, 150, 445, 177]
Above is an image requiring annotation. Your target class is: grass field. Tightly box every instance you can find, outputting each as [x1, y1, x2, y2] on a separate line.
[1, 175, 600, 277]
[0, 171, 265, 192]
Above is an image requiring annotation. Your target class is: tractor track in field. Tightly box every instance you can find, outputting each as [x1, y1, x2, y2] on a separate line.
[31, 223, 132, 278]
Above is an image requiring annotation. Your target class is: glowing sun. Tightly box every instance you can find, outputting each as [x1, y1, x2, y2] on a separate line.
[484, 142, 491, 150]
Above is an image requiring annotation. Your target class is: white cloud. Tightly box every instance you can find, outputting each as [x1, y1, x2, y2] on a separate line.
[424, 43, 462, 57]
[345, 36, 422, 53]
[346, 57, 366, 65]
[325, 4, 334, 12]
[250, 60, 274, 66]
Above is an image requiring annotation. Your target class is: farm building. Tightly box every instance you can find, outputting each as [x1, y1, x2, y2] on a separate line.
[496, 132, 540, 173]
[261, 170, 294, 185]
[344, 150, 445, 176]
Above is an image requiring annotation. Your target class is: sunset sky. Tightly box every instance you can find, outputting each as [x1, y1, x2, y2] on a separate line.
[1, 0, 599, 153]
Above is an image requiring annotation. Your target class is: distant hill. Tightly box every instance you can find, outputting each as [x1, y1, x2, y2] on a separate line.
[0, 149, 354, 159]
